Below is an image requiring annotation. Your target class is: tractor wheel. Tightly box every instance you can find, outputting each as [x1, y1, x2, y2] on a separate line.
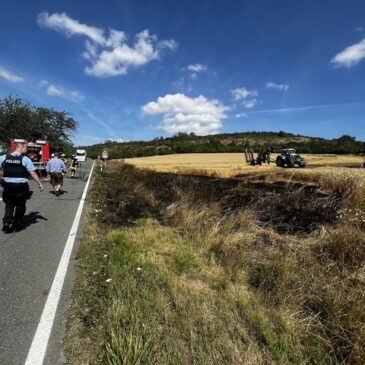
[288, 159, 295, 168]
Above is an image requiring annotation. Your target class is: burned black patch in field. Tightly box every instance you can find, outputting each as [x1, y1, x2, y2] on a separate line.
[96, 164, 341, 235]
[217, 181, 340, 234]
[250, 184, 339, 234]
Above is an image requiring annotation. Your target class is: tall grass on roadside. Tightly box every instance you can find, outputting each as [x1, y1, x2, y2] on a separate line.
[65, 162, 365, 364]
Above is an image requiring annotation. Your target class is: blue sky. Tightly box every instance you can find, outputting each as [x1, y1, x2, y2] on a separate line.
[1, 0, 365, 145]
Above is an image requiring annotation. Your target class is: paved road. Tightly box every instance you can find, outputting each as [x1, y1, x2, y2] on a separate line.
[0, 160, 93, 365]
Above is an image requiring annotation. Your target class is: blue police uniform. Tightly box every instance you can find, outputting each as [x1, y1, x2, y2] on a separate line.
[0, 152, 36, 230]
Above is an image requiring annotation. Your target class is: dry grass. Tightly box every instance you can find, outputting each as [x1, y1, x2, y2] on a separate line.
[66, 162, 365, 364]
[125, 153, 365, 178]
[267, 167, 365, 211]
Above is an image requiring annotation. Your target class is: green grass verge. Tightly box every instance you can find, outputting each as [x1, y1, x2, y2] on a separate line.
[66, 217, 323, 364]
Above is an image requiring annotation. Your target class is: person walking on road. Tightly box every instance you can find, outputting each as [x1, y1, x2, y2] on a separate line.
[70, 155, 79, 177]
[0, 142, 44, 233]
[46, 152, 67, 197]
[60, 153, 68, 165]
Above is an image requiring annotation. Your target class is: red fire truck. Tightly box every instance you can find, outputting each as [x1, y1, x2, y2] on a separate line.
[10, 138, 50, 171]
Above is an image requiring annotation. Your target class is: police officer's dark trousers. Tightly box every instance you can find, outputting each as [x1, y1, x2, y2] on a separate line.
[2, 182, 29, 224]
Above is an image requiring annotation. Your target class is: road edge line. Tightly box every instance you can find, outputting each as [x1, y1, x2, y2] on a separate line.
[24, 161, 94, 365]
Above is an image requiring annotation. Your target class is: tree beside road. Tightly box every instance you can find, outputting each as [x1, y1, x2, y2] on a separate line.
[0, 96, 78, 155]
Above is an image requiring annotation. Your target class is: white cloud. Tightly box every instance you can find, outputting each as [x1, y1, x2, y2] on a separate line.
[234, 112, 248, 118]
[142, 93, 228, 135]
[0, 66, 24, 83]
[187, 63, 207, 72]
[331, 38, 365, 68]
[37, 12, 177, 77]
[265, 81, 289, 91]
[250, 103, 340, 114]
[47, 84, 65, 97]
[85, 30, 164, 77]
[82, 40, 98, 60]
[106, 29, 127, 48]
[37, 12, 106, 44]
[231, 87, 259, 109]
[39, 80, 84, 101]
[242, 99, 258, 109]
[186, 64, 208, 80]
[158, 39, 178, 51]
[231, 87, 257, 100]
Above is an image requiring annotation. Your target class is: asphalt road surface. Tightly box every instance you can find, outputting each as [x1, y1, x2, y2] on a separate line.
[0, 160, 93, 365]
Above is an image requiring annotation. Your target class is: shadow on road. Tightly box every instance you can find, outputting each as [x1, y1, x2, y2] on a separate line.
[24, 211, 48, 227]
[48, 190, 69, 195]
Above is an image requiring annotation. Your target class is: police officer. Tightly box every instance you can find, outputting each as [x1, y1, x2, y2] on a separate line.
[0, 142, 44, 232]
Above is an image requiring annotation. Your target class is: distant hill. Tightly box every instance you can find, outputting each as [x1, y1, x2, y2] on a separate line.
[81, 131, 365, 159]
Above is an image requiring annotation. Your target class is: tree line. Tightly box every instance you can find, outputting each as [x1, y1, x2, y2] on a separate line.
[85, 132, 365, 159]
[0, 96, 78, 155]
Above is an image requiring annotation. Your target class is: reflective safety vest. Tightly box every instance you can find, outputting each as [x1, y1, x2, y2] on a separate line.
[70, 159, 78, 170]
[1, 154, 28, 178]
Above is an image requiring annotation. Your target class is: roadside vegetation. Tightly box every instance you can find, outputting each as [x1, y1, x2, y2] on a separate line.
[66, 161, 365, 364]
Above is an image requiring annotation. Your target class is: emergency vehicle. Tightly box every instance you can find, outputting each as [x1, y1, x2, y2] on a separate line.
[10, 138, 50, 171]
[76, 149, 87, 162]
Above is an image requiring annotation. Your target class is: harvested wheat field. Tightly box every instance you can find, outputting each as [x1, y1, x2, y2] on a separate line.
[125, 153, 365, 178]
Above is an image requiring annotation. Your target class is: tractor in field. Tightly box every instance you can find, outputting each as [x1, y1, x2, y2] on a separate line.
[276, 149, 306, 168]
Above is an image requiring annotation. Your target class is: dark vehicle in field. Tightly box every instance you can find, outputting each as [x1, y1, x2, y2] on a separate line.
[276, 149, 306, 168]
[244, 148, 271, 166]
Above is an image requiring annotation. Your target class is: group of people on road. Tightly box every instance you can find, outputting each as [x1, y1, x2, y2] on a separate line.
[0, 142, 80, 233]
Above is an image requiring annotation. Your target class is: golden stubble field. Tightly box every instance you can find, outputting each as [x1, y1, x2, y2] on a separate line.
[125, 153, 365, 178]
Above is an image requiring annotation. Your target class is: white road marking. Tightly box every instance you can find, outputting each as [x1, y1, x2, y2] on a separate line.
[24, 162, 94, 365]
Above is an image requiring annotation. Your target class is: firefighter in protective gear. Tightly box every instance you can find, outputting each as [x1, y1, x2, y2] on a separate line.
[60, 153, 68, 165]
[0, 142, 44, 232]
[70, 155, 79, 177]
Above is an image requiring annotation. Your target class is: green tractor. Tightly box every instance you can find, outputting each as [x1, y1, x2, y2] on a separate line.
[276, 149, 306, 168]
